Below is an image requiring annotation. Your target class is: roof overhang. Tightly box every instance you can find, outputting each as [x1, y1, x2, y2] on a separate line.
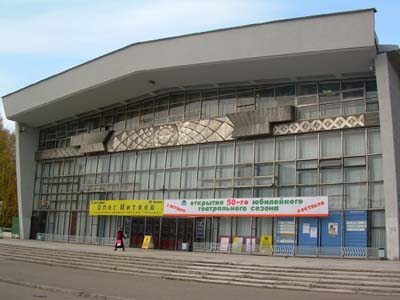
[2, 9, 377, 128]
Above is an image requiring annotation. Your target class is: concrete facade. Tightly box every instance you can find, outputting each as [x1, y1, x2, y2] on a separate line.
[376, 52, 400, 260]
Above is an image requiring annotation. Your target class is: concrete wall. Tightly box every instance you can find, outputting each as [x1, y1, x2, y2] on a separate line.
[375, 53, 400, 260]
[15, 123, 39, 239]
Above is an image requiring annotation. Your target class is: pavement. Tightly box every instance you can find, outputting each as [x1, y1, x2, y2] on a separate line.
[1, 237, 399, 272]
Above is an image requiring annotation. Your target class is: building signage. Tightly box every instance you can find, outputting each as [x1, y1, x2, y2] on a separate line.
[346, 221, 367, 232]
[163, 197, 328, 217]
[89, 200, 164, 216]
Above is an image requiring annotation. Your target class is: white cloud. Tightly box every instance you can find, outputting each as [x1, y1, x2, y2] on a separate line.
[0, 0, 285, 56]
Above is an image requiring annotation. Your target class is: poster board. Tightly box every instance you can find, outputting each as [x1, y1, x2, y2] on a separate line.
[142, 235, 153, 249]
[232, 236, 244, 253]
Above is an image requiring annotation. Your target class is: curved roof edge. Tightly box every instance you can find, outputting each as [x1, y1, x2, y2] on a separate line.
[2, 8, 376, 98]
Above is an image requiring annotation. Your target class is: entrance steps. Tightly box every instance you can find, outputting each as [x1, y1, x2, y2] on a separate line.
[0, 243, 400, 296]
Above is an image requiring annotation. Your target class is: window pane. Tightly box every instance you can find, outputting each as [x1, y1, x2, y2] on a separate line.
[345, 183, 367, 209]
[217, 143, 234, 164]
[370, 210, 385, 248]
[182, 146, 198, 167]
[137, 151, 151, 170]
[202, 90, 219, 118]
[235, 164, 253, 186]
[199, 144, 216, 166]
[278, 187, 295, 197]
[110, 154, 123, 172]
[343, 100, 364, 115]
[216, 166, 233, 187]
[256, 87, 276, 109]
[296, 82, 317, 105]
[254, 187, 273, 197]
[298, 170, 317, 184]
[320, 102, 341, 117]
[198, 167, 215, 187]
[126, 109, 139, 129]
[276, 162, 295, 185]
[181, 169, 197, 188]
[319, 82, 340, 103]
[344, 166, 366, 182]
[123, 153, 136, 172]
[297, 134, 318, 159]
[237, 88, 254, 108]
[236, 142, 253, 163]
[276, 137, 295, 160]
[219, 89, 236, 116]
[140, 100, 154, 127]
[135, 171, 149, 190]
[369, 182, 384, 208]
[342, 81, 364, 100]
[185, 92, 201, 120]
[169, 93, 184, 122]
[319, 132, 342, 158]
[113, 111, 126, 131]
[368, 128, 382, 154]
[154, 96, 169, 124]
[255, 139, 274, 162]
[296, 106, 318, 120]
[166, 148, 181, 168]
[276, 85, 295, 105]
[369, 156, 383, 181]
[165, 170, 181, 189]
[320, 168, 342, 184]
[344, 130, 365, 156]
[298, 186, 317, 196]
[366, 81, 378, 102]
[321, 185, 342, 209]
[149, 170, 164, 189]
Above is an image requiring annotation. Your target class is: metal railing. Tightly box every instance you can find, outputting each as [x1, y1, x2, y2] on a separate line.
[192, 242, 381, 259]
[35, 234, 382, 259]
[39, 234, 115, 246]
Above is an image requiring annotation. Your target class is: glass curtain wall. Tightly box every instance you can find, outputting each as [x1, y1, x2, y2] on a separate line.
[38, 79, 378, 151]
[33, 127, 384, 247]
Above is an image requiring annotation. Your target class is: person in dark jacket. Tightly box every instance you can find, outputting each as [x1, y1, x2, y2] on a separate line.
[114, 226, 126, 251]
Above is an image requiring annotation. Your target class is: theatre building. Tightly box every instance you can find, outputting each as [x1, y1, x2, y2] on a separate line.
[3, 9, 400, 259]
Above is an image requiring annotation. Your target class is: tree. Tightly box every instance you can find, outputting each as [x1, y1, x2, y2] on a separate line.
[0, 118, 17, 228]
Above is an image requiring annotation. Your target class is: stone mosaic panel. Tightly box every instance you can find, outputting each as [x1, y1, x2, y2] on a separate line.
[36, 114, 371, 160]
[35, 147, 80, 160]
[108, 118, 234, 152]
[273, 115, 365, 135]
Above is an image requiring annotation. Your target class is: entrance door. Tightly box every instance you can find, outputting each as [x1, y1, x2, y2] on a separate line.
[161, 218, 177, 250]
[145, 217, 161, 249]
[30, 211, 47, 239]
[130, 218, 145, 248]
[177, 218, 194, 250]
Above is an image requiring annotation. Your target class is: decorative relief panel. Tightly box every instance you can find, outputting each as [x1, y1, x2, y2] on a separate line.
[35, 147, 80, 160]
[273, 115, 365, 135]
[35, 114, 375, 160]
[108, 118, 234, 152]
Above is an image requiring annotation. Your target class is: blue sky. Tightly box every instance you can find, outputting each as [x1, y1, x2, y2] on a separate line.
[1, 0, 399, 131]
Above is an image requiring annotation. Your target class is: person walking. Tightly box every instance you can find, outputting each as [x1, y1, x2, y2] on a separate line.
[114, 226, 126, 251]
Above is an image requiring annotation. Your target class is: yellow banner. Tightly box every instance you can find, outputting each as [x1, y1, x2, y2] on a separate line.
[89, 200, 164, 216]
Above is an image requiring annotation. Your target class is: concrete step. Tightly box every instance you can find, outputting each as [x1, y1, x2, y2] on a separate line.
[1, 246, 400, 288]
[1, 244, 399, 295]
[1, 245, 399, 284]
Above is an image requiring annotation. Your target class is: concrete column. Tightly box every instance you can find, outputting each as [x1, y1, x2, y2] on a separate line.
[15, 123, 39, 239]
[375, 52, 400, 260]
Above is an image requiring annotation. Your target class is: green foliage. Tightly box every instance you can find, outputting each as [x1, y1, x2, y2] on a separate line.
[0, 118, 17, 227]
